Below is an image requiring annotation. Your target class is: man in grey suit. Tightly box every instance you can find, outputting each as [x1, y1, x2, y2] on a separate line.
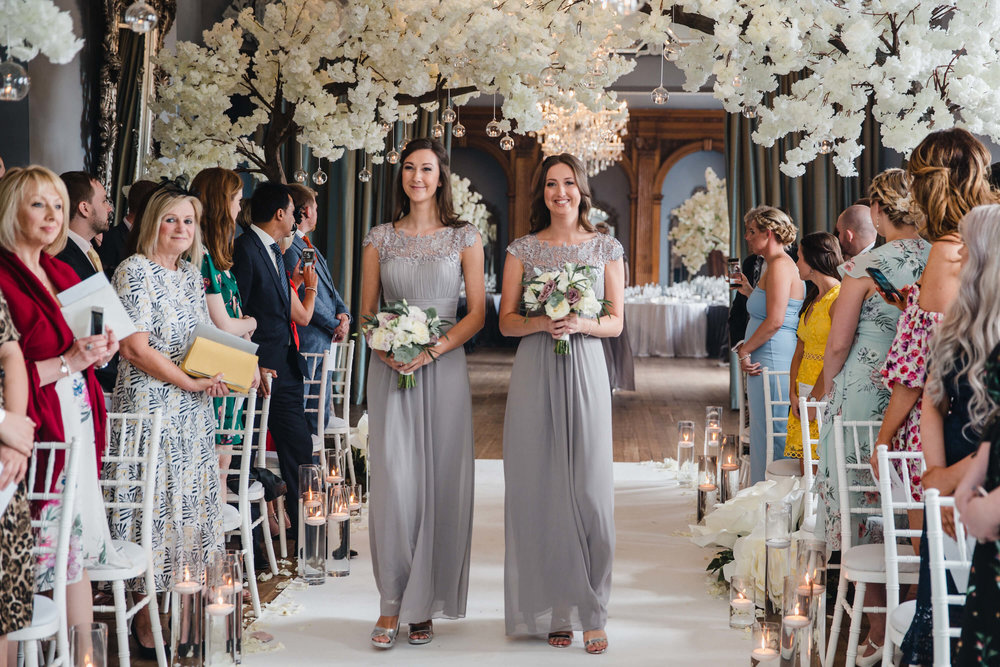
[284, 184, 352, 435]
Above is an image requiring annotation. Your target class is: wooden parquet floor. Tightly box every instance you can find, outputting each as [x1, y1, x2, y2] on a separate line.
[469, 347, 739, 462]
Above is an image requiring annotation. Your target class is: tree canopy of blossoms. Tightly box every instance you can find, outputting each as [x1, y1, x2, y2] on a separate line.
[668, 167, 728, 274]
[450, 173, 495, 247]
[673, 1, 1000, 176]
[149, 0, 673, 181]
[0, 0, 83, 65]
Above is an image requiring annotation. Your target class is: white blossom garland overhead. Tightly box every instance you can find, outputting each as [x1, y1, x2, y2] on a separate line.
[0, 0, 83, 65]
[668, 167, 729, 274]
[672, 1, 1000, 176]
[149, 0, 674, 181]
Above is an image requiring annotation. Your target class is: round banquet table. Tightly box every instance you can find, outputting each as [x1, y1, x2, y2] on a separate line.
[625, 298, 711, 358]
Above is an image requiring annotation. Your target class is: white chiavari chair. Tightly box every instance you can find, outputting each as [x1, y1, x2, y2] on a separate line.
[925, 488, 974, 667]
[799, 396, 826, 535]
[762, 368, 800, 479]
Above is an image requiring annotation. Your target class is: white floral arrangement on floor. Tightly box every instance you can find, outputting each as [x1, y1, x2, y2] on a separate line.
[450, 173, 495, 247]
[668, 168, 729, 275]
[1, 0, 83, 64]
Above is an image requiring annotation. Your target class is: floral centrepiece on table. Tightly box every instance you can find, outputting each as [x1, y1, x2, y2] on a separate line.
[522, 263, 608, 355]
[668, 167, 729, 275]
[362, 300, 446, 389]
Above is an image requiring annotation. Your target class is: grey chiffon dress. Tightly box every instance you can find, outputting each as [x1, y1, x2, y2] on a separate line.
[503, 233, 622, 637]
[363, 222, 478, 623]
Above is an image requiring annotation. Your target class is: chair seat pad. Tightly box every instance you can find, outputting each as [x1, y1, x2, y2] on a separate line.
[889, 599, 916, 636]
[222, 503, 241, 532]
[8, 595, 58, 640]
[88, 540, 147, 581]
[324, 416, 348, 433]
[843, 543, 919, 574]
[766, 458, 802, 479]
[227, 480, 264, 503]
[800, 515, 817, 534]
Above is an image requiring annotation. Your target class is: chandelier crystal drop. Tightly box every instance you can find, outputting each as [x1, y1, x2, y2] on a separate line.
[0, 61, 30, 102]
[124, 1, 158, 33]
[535, 100, 628, 177]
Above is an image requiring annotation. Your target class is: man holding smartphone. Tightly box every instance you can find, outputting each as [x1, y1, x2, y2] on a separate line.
[284, 184, 352, 434]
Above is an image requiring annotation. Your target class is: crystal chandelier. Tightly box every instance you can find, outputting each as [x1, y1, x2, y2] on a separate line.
[535, 99, 629, 177]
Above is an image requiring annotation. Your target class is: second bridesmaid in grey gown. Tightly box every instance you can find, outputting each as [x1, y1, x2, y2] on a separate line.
[499, 153, 625, 655]
[360, 138, 485, 649]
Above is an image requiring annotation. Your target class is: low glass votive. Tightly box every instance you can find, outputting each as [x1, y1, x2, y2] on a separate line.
[70, 622, 108, 667]
[795, 538, 828, 596]
[751, 621, 780, 663]
[348, 483, 362, 514]
[705, 425, 722, 459]
[729, 575, 756, 628]
[677, 441, 695, 487]
[781, 575, 812, 630]
[677, 420, 696, 452]
[325, 449, 344, 485]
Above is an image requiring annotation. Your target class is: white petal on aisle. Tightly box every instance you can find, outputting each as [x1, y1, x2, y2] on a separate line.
[242, 461, 747, 665]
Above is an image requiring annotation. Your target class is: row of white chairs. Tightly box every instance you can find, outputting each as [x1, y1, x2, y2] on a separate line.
[741, 368, 970, 665]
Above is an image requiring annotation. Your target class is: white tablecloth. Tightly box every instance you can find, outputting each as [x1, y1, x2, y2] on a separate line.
[625, 299, 709, 358]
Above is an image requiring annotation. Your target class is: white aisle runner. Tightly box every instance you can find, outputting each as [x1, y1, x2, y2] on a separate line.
[243, 461, 747, 666]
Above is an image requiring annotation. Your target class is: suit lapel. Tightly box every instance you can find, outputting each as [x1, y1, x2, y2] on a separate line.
[251, 231, 289, 307]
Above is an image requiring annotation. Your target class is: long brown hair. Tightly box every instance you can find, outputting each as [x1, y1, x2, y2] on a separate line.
[192, 167, 242, 270]
[392, 138, 462, 227]
[798, 231, 842, 316]
[907, 128, 995, 241]
[529, 153, 595, 233]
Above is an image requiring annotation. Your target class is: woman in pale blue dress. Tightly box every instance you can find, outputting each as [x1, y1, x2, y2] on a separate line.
[499, 154, 625, 655]
[733, 206, 804, 484]
[360, 138, 485, 649]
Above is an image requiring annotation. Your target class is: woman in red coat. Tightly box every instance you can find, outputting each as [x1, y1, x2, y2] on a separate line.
[0, 166, 123, 632]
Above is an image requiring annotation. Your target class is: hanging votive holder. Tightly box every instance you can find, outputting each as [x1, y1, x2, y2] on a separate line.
[298, 464, 323, 578]
[720, 433, 741, 503]
[70, 622, 108, 667]
[205, 552, 238, 666]
[327, 483, 351, 577]
[677, 421, 696, 487]
[696, 453, 718, 523]
[729, 575, 756, 629]
[171, 527, 205, 666]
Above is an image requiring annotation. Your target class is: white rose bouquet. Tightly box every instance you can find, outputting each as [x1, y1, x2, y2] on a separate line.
[361, 300, 447, 389]
[522, 262, 609, 355]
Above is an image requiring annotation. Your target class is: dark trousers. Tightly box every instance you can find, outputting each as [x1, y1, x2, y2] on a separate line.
[267, 349, 312, 533]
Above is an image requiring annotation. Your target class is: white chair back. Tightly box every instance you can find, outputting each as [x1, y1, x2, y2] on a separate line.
[832, 416, 882, 553]
[318, 339, 355, 438]
[101, 411, 163, 553]
[762, 368, 790, 469]
[16, 439, 83, 665]
[925, 488, 974, 667]
[215, 392, 258, 513]
[799, 396, 826, 524]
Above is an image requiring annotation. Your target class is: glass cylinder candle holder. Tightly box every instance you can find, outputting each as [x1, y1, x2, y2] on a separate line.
[325, 449, 345, 485]
[729, 576, 756, 629]
[720, 433, 740, 471]
[224, 550, 244, 663]
[327, 483, 351, 577]
[705, 425, 722, 458]
[205, 552, 238, 665]
[677, 441, 695, 487]
[677, 420, 696, 452]
[751, 621, 780, 664]
[765, 501, 792, 549]
[298, 464, 323, 577]
[794, 538, 828, 596]
[348, 483, 362, 516]
[70, 622, 108, 667]
[172, 528, 205, 666]
[705, 405, 723, 425]
[696, 454, 719, 523]
[781, 575, 812, 630]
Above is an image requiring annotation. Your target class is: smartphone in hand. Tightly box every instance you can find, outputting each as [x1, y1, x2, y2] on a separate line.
[301, 248, 316, 267]
[90, 307, 104, 336]
[865, 267, 903, 301]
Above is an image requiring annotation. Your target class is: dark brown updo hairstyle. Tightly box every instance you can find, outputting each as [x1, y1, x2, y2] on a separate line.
[192, 167, 242, 270]
[529, 153, 595, 234]
[907, 128, 995, 241]
[798, 231, 842, 316]
[392, 137, 462, 228]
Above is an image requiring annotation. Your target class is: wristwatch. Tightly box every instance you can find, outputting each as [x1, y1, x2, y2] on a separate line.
[59, 354, 70, 376]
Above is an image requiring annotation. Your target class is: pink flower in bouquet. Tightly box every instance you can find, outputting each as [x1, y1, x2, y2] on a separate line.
[538, 280, 556, 303]
[565, 286, 581, 305]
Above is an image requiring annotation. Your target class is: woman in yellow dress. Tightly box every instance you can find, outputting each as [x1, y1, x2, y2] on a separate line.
[785, 232, 842, 466]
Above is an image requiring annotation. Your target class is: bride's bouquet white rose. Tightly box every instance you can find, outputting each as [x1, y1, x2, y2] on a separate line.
[521, 262, 609, 355]
[362, 300, 447, 389]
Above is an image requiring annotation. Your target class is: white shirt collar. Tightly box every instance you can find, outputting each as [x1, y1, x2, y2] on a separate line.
[66, 228, 93, 256]
[250, 224, 282, 275]
[295, 229, 306, 239]
[858, 240, 876, 256]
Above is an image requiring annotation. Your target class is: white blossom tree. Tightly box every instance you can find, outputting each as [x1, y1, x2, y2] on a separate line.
[0, 0, 83, 65]
[672, 1, 1000, 176]
[150, 0, 673, 181]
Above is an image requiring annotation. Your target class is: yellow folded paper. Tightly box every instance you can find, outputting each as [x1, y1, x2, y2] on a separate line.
[181, 336, 258, 392]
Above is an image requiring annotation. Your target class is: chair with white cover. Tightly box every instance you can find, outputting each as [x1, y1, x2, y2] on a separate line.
[798, 396, 826, 535]
[825, 417, 919, 667]
[91, 410, 166, 667]
[9, 439, 82, 667]
[215, 389, 277, 617]
[925, 488, 973, 667]
[762, 368, 800, 480]
[875, 444, 925, 666]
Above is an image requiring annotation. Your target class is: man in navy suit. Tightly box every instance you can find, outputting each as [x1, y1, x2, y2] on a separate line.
[284, 184, 352, 435]
[232, 182, 315, 530]
[56, 171, 112, 281]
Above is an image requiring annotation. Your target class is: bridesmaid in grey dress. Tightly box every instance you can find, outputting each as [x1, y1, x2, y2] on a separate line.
[360, 138, 485, 649]
[499, 154, 625, 655]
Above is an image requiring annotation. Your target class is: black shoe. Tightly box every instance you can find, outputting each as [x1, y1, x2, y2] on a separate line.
[131, 623, 169, 661]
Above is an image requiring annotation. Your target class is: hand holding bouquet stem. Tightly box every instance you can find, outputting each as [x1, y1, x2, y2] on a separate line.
[522, 262, 610, 355]
[362, 300, 448, 389]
